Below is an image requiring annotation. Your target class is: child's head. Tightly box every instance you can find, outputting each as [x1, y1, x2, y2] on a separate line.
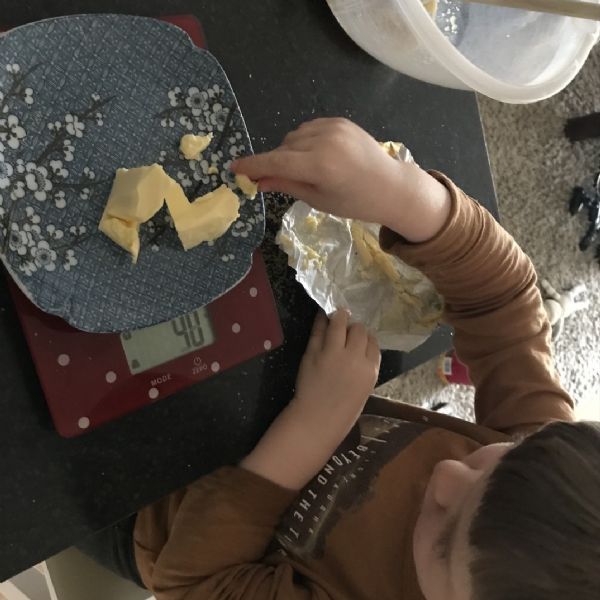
[413, 421, 600, 600]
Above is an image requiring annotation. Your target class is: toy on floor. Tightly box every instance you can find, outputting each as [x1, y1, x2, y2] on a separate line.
[569, 182, 600, 264]
[540, 279, 589, 340]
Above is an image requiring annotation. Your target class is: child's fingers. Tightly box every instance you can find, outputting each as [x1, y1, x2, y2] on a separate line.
[298, 117, 349, 133]
[281, 136, 318, 152]
[324, 309, 349, 350]
[258, 177, 315, 199]
[284, 119, 346, 146]
[345, 322, 368, 353]
[231, 149, 312, 182]
[366, 334, 381, 364]
[306, 312, 328, 353]
[282, 129, 320, 148]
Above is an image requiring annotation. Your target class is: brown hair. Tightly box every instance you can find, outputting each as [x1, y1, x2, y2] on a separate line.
[469, 421, 600, 600]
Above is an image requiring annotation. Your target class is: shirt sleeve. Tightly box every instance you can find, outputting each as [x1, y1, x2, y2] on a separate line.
[380, 171, 575, 434]
[133, 466, 326, 599]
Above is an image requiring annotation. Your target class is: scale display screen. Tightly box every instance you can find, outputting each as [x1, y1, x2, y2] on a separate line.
[120, 308, 215, 374]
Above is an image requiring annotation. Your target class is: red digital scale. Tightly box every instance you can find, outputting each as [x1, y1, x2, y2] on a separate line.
[9, 250, 282, 437]
[6, 16, 283, 437]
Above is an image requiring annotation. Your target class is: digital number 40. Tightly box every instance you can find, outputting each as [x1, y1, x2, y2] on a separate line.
[171, 312, 205, 350]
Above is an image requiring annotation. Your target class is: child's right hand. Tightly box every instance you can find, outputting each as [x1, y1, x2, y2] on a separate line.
[232, 118, 452, 243]
[233, 118, 403, 225]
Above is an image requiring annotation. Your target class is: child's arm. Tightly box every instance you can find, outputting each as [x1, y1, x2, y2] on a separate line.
[241, 311, 380, 489]
[381, 173, 574, 433]
[134, 312, 380, 598]
[233, 118, 574, 435]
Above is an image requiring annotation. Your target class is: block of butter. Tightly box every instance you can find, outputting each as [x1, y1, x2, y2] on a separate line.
[379, 141, 404, 158]
[100, 163, 240, 261]
[102, 164, 168, 222]
[164, 177, 191, 222]
[99, 216, 141, 264]
[235, 174, 258, 200]
[179, 133, 213, 160]
[99, 164, 169, 263]
[170, 184, 240, 251]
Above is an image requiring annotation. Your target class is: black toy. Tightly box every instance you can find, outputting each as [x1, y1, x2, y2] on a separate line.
[569, 176, 600, 263]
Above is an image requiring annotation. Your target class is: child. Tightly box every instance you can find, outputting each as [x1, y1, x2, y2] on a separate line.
[89, 119, 600, 599]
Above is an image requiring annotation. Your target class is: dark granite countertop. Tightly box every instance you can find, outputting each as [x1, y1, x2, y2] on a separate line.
[0, 0, 496, 580]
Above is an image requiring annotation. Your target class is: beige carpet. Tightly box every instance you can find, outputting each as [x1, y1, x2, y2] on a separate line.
[376, 43, 600, 422]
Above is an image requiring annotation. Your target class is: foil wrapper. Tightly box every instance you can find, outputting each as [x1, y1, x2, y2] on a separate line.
[276, 141, 443, 352]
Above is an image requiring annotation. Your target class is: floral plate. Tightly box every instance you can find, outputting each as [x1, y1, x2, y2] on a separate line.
[0, 14, 265, 332]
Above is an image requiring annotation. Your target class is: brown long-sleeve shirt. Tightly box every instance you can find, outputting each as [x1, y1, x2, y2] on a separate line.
[133, 173, 574, 599]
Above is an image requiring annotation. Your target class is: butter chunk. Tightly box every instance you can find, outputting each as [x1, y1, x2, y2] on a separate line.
[304, 214, 322, 233]
[351, 222, 425, 309]
[99, 216, 141, 264]
[301, 246, 323, 270]
[351, 221, 404, 284]
[102, 164, 168, 223]
[235, 174, 258, 200]
[99, 164, 169, 262]
[379, 141, 404, 159]
[351, 222, 373, 269]
[180, 133, 213, 160]
[362, 228, 402, 285]
[422, 0, 438, 16]
[164, 177, 192, 221]
[100, 160, 240, 260]
[173, 184, 240, 251]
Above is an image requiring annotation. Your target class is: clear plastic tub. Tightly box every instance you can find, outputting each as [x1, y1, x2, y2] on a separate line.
[327, 0, 600, 103]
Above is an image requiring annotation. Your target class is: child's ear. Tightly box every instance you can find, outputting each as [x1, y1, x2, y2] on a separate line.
[431, 461, 479, 510]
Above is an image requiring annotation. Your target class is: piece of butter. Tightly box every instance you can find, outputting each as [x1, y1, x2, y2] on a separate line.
[379, 141, 404, 159]
[99, 216, 141, 264]
[164, 177, 192, 221]
[351, 222, 426, 310]
[102, 164, 168, 223]
[235, 174, 258, 200]
[304, 214, 322, 233]
[99, 164, 169, 262]
[180, 133, 213, 160]
[362, 229, 402, 285]
[351, 222, 373, 269]
[277, 231, 324, 270]
[351, 221, 404, 285]
[301, 245, 324, 270]
[305, 246, 321, 263]
[100, 161, 240, 260]
[422, 0, 438, 16]
[173, 184, 240, 251]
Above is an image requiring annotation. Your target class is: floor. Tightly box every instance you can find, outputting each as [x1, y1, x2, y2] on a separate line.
[376, 43, 600, 422]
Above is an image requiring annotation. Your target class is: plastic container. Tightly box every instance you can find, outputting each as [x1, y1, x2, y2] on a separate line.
[326, 0, 600, 103]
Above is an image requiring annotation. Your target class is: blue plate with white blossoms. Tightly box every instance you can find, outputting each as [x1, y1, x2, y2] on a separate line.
[0, 14, 265, 332]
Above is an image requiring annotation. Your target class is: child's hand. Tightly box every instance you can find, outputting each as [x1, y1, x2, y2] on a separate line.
[233, 118, 401, 225]
[292, 310, 381, 432]
[232, 118, 451, 243]
[240, 311, 380, 490]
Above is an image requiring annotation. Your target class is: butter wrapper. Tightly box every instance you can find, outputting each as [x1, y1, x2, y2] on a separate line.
[276, 142, 443, 352]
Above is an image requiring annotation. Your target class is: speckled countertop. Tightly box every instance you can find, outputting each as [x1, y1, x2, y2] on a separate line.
[0, 0, 496, 580]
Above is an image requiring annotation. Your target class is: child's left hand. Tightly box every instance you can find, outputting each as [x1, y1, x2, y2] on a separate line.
[292, 310, 381, 434]
[241, 311, 380, 490]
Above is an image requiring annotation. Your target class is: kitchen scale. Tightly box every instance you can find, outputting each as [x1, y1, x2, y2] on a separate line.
[5, 15, 284, 437]
[9, 250, 282, 437]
